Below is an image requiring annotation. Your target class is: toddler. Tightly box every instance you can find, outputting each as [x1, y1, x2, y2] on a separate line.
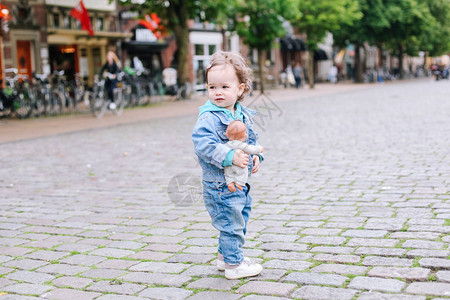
[192, 51, 264, 279]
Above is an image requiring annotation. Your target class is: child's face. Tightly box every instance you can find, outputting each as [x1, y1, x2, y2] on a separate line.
[207, 65, 245, 111]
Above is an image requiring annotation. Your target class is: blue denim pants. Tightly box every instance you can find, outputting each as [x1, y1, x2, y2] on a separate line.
[202, 181, 252, 265]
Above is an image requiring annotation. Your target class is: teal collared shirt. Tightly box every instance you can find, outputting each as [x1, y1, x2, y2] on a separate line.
[198, 100, 244, 167]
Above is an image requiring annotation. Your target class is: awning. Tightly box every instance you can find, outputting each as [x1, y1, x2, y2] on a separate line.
[281, 36, 307, 52]
[122, 41, 168, 54]
[314, 49, 328, 61]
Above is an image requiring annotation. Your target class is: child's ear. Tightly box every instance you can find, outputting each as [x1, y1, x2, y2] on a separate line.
[239, 83, 245, 95]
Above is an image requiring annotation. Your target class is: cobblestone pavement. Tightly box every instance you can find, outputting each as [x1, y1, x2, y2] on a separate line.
[1, 79, 449, 299]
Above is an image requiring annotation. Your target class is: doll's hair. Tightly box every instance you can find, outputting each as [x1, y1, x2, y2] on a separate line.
[226, 120, 247, 140]
[206, 51, 253, 102]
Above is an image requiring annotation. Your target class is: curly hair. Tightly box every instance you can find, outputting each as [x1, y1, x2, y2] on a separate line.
[206, 51, 253, 102]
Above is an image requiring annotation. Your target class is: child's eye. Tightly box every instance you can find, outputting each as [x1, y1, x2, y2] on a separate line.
[208, 86, 215, 89]
[223, 86, 229, 89]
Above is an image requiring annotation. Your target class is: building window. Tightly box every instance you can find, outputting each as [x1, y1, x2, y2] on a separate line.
[53, 13, 60, 28]
[96, 17, 104, 31]
[63, 15, 71, 29]
[195, 44, 204, 56]
[74, 19, 81, 30]
[208, 45, 216, 55]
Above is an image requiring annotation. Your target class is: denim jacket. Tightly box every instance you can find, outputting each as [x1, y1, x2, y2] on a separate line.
[192, 103, 263, 183]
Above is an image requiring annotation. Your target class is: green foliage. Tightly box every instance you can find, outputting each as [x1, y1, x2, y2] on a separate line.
[296, 0, 362, 50]
[229, 0, 298, 50]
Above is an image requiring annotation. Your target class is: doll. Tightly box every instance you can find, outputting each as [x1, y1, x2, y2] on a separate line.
[225, 120, 263, 192]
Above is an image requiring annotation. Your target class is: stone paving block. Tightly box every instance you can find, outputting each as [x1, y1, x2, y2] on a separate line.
[2, 283, 54, 295]
[179, 230, 217, 238]
[96, 259, 139, 270]
[402, 240, 445, 249]
[187, 277, 240, 291]
[86, 280, 146, 295]
[405, 282, 450, 296]
[0, 237, 29, 246]
[0, 277, 14, 288]
[60, 254, 106, 266]
[36, 263, 90, 275]
[77, 238, 112, 246]
[406, 249, 449, 258]
[247, 268, 286, 281]
[95, 295, 145, 300]
[263, 250, 312, 260]
[362, 256, 413, 267]
[310, 246, 354, 254]
[22, 240, 62, 249]
[0, 246, 33, 256]
[355, 246, 407, 256]
[346, 238, 399, 247]
[167, 253, 215, 264]
[314, 253, 361, 264]
[54, 243, 98, 253]
[348, 276, 406, 292]
[323, 222, 362, 229]
[301, 228, 343, 236]
[311, 263, 367, 275]
[3, 258, 48, 270]
[181, 265, 222, 277]
[144, 228, 185, 236]
[285, 272, 348, 286]
[262, 259, 312, 271]
[0, 267, 14, 275]
[180, 237, 218, 247]
[52, 276, 93, 289]
[129, 261, 189, 273]
[25, 250, 69, 261]
[89, 248, 135, 258]
[187, 291, 241, 300]
[259, 242, 308, 251]
[242, 248, 265, 257]
[419, 258, 450, 269]
[299, 236, 346, 246]
[139, 287, 193, 299]
[342, 229, 388, 238]
[41, 288, 101, 300]
[120, 271, 191, 287]
[106, 241, 146, 250]
[286, 221, 324, 228]
[80, 268, 126, 279]
[389, 232, 442, 240]
[0, 255, 13, 263]
[5, 270, 55, 284]
[291, 285, 357, 300]
[237, 281, 297, 297]
[368, 267, 430, 280]
[358, 292, 426, 300]
[436, 271, 450, 282]
[128, 250, 173, 261]
[241, 295, 290, 300]
[258, 234, 298, 243]
[143, 243, 186, 253]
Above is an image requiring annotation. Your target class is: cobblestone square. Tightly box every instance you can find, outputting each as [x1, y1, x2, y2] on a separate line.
[1, 80, 449, 299]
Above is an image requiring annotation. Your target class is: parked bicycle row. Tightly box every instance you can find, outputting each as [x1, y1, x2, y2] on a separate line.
[0, 68, 193, 119]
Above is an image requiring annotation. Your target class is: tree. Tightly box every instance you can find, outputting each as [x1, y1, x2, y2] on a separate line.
[420, 0, 450, 58]
[332, 0, 390, 82]
[295, 0, 362, 88]
[118, 0, 228, 87]
[379, 0, 433, 79]
[229, 0, 298, 94]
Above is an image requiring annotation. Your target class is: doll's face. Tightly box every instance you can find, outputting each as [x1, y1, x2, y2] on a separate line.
[226, 121, 247, 141]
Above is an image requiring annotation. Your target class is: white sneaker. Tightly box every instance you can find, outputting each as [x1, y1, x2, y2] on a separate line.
[217, 257, 251, 271]
[109, 102, 116, 110]
[225, 258, 263, 279]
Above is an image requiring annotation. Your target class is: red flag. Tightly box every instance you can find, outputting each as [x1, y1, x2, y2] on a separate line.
[70, 0, 93, 36]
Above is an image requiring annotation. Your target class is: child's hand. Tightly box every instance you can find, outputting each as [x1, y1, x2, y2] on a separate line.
[252, 155, 260, 173]
[232, 149, 249, 168]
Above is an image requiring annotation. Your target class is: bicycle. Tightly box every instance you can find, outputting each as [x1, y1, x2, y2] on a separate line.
[0, 68, 33, 119]
[176, 81, 193, 100]
[90, 73, 125, 119]
[33, 73, 64, 116]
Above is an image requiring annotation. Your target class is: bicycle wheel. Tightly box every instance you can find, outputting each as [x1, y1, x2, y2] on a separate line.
[49, 90, 63, 115]
[150, 81, 164, 103]
[32, 87, 46, 117]
[112, 88, 124, 116]
[91, 91, 106, 119]
[176, 83, 192, 100]
[14, 91, 32, 118]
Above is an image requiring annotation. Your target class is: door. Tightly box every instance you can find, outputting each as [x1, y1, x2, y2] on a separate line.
[16, 40, 32, 79]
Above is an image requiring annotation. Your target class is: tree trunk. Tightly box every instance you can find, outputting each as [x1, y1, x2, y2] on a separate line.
[174, 24, 189, 86]
[258, 49, 265, 94]
[355, 43, 363, 83]
[398, 45, 404, 79]
[308, 49, 314, 89]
